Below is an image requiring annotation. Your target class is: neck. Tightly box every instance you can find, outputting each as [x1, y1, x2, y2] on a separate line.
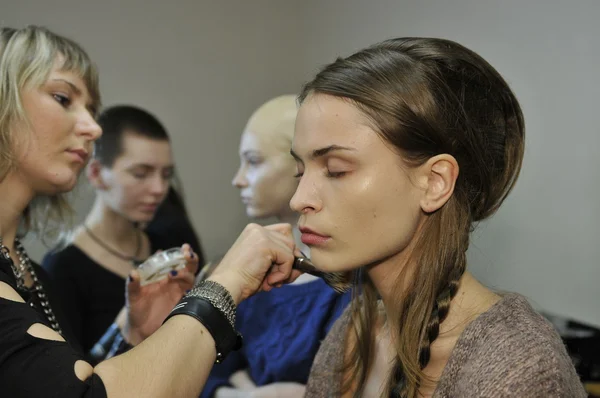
[85, 197, 139, 243]
[368, 252, 498, 342]
[0, 171, 35, 252]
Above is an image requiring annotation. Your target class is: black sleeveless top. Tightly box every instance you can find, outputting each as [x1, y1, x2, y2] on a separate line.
[0, 255, 107, 397]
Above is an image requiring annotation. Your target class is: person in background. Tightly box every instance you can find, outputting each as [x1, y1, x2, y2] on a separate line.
[43, 105, 203, 354]
[202, 95, 351, 398]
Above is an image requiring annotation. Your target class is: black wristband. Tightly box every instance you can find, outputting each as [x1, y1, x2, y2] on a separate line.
[164, 296, 242, 363]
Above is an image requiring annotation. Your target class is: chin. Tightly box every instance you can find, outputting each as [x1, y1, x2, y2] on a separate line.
[40, 176, 79, 195]
[310, 248, 365, 273]
[131, 212, 156, 224]
[245, 206, 269, 219]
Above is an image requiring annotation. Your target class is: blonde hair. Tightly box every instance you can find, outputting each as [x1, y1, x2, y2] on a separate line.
[0, 26, 101, 241]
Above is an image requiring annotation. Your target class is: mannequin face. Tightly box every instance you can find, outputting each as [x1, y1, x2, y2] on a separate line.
[232, 128, 298, 219]
[90, 132, 174, 223]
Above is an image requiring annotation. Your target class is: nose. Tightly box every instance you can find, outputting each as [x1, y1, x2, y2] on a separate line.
[149, 174, 169, 197]
[289, 174, 321, 214]
[232, 166, 248, 189]
[76, 108, 102, 141]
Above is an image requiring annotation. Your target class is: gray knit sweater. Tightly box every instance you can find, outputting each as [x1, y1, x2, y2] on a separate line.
[305, 294, 586, 397]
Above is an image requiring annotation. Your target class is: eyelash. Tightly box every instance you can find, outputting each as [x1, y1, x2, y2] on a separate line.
[293, 171, 346, 179]
[53, 94, 71, 107]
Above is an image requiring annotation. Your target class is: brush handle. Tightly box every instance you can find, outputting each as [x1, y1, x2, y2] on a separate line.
[292, 257, 326, 278]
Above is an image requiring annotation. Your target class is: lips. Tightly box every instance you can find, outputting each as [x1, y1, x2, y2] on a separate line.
[140, 203, 159, 212]
[299, 226, 331, 246]
[66, 148, 89, 163]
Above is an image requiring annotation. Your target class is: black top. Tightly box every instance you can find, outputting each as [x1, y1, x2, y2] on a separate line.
[41, 231, 189, 353]
[0, 255, 108, 397]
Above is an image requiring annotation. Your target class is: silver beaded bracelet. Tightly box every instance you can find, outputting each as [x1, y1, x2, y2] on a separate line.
[184, 280, 237, 329]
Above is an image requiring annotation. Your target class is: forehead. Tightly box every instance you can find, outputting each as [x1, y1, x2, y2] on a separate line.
[293, 94, 378, 153]
[117, 133, 172, 165]
[47, 56, 93, 101]
[239, 128, 290, 155]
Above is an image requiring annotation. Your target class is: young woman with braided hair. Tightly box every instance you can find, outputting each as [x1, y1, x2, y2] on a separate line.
[292, 38, 585, 397]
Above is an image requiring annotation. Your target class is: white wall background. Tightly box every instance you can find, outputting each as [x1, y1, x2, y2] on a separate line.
[2, 0, 599, 326]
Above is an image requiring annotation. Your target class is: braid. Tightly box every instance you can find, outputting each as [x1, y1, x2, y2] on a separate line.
[389, 262, 466, 398]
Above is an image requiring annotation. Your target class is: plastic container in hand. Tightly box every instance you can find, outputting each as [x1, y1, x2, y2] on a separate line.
[137, 248, 186, 286]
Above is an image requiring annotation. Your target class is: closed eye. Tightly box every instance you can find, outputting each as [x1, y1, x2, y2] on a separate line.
[326, 171, 346, 178]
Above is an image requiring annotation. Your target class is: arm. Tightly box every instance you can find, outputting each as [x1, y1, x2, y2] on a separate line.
[201, 345, 246, 398]
[1, 223, 300, 398]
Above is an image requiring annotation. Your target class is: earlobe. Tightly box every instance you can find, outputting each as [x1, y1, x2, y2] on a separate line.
[420, 154, 459, 213]
[86, 160, 107, 190]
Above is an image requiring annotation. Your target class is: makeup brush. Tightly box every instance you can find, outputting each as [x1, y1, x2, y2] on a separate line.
[292, 256, 353, 294]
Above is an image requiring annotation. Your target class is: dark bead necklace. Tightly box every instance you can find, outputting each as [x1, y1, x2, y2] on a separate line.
[0, 237, 62, 335]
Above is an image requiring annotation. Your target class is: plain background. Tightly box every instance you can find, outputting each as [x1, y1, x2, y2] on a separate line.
[2, 0, 599, 327]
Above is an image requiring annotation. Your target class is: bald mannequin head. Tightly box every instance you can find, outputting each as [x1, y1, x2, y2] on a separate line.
[232, 95, 299, 219]
[245, 94, 297, 151]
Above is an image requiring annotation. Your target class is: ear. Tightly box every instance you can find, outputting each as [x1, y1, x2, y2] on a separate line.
[86, 159, 109, 190]
[419, 154, 459, 213]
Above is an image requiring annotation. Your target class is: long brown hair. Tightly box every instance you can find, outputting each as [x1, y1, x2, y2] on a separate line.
[299, 37, 525, 397]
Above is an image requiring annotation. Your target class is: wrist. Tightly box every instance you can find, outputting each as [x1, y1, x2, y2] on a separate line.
[164, 283, 243, 363]
[207, 273, 244, 305]
[121, 318, 144, 346]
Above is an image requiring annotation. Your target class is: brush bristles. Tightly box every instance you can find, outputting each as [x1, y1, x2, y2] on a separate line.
[293, 256, 352, 294]
[322, 272, 353, 293]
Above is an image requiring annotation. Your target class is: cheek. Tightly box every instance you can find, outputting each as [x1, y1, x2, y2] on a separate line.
[113, 181, 142, 206]
[248, 167, 276, 196]
[335, 174, 421, 254]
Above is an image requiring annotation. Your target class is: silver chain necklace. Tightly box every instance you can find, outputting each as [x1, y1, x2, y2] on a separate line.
[0, 237, 63, 335]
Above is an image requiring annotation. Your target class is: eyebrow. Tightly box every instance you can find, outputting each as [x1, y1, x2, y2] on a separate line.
[290, 145, 356, 161]
[52, 78, 81, 95]
[128, 163, 175, 170]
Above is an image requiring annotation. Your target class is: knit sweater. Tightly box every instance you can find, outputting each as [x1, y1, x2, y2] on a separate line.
[305, 293, 586, 397]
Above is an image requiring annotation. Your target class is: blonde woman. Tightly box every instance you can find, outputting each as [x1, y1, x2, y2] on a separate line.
[0, 25, 299, 397]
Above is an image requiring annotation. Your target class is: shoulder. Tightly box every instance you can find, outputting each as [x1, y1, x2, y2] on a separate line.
[442, 293, 586, 397]
[41, 244, 90, 276]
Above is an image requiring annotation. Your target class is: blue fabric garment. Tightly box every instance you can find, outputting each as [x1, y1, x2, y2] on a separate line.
[200, 278, 351, 397]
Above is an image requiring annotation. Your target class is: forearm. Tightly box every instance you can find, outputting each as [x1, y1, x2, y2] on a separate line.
[94, 315, 216, 398]
[94, 275, 243, 398]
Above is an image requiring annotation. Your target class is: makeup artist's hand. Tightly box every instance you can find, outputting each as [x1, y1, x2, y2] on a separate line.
[208, 223, 302, 305]
[122, 244, 198, 345]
